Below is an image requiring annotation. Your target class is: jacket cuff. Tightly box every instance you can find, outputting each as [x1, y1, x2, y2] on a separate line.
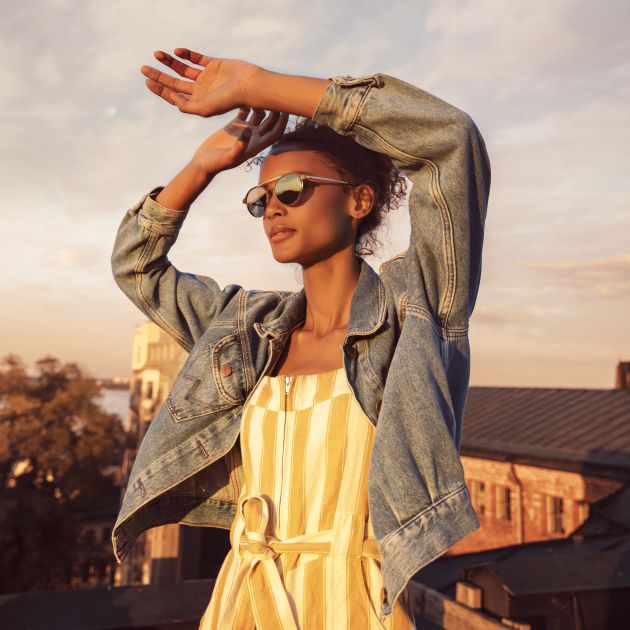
[312, 74, 384, 135]
[134, 187, 191, 236]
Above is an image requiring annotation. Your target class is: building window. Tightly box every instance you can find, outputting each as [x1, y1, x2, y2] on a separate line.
[546, 495, 565, 534]
[471, 480, 487, 516]
[496, 485, 512, 521]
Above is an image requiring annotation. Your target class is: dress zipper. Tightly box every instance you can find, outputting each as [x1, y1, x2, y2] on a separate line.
[284, 375, 292, 407]
[278, 374, 292, 526]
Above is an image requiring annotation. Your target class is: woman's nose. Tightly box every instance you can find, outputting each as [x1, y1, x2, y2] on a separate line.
[264, 195, 287, 219]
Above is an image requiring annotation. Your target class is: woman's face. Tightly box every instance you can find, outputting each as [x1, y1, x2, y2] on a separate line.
[257, 149, 359, 267]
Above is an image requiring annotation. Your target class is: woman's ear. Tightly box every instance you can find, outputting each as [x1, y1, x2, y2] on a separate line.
[351, 184, 375, 220]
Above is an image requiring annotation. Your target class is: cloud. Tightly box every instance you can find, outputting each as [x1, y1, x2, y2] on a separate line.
[520, 254, 630, 299]
[471, 307, 534, 327]
[45, 246, 104, 270]
[0, 283, 53, 310]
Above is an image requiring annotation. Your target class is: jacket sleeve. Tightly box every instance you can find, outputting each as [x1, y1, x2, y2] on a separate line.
[312, 74, 490, 332]
[111, 188, 244, 352]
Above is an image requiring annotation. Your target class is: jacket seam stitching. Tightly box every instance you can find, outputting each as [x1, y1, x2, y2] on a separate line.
[239, 291, 253, 392]
[133, 232, 193, 352]
[167, 396, 236, 422]
[137, 209, 183, 237]
[361, 339, 382, 396]
[380, 484, 469, 549]
[398, 292, 408, 330]
[351, 124, 457, 328]
[405, 304, 468, 338]
[379, 251, 406, 271]
[347, 279, 386, 336]
[342, 84, 375, 135]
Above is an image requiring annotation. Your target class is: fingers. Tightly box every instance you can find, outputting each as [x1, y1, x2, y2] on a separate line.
[261, 112, 289, 142]
[244, 111, 289, 157]
[144, 78, 197, 113]
[248, 108, 266, 126]
[173, 47, 213, 67]
[233, 106, 251, 121]
[154, 50, 201, 81]
[238, 126, 253, 142]
[141, 65, 194, 95]
[257, 110, 281, 136]
[145, 78, 178, 105]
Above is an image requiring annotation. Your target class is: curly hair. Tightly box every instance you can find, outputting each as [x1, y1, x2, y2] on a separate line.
[246, 117, 407, 258]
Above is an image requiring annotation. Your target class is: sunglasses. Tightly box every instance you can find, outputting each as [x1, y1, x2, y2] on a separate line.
[242, 172, 353, 218]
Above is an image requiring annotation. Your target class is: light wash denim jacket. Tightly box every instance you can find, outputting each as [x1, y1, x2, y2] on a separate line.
[110, 72, 490, 619]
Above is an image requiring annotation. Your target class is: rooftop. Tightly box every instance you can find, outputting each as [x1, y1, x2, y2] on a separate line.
[462, 386, 630, 477]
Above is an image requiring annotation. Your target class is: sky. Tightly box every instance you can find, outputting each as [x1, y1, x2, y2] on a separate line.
[1, 0, 628, 388]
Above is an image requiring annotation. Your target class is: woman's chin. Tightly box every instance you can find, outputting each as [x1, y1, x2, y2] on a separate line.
[272, 252, 300, 265]
[270, 243, 300, 265]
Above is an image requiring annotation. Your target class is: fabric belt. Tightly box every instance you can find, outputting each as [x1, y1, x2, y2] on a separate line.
[222, 493, 381, 630]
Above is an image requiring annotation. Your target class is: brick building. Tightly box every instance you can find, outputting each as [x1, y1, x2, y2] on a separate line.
[453, 363, 630, 554]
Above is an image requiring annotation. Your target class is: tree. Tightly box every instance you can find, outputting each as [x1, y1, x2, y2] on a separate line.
[0, 354, 128, 593]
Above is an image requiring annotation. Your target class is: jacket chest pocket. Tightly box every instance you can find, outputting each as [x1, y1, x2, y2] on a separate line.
[167, 334, 246, 423]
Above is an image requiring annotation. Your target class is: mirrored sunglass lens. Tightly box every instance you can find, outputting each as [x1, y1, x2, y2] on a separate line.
[275, 174, 302, 205]
[246, 187, 267, 217]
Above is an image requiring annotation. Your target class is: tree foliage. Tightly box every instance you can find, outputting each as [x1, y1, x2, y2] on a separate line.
[0, 354, 128, 593]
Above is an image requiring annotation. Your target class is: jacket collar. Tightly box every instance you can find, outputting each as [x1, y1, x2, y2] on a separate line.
[254, 257, 387, 343]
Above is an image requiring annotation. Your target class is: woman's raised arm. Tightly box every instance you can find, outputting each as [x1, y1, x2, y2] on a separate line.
[111, 108, 288, 350]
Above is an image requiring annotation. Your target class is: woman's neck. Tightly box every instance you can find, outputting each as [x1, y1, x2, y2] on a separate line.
[300, 248, 361, 337]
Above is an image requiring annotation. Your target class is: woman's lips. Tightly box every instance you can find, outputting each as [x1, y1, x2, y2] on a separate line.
[270, 229, 296, 243]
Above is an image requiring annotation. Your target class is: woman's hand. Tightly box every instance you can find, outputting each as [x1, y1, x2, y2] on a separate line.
[141, 48, 331, 120]
[191, 107, 288, 175]
[141, 49, 262, 117]
[153, 107, 287, 212]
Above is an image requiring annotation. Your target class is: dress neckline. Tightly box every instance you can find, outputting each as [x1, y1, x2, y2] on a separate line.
[267, 366, 345, 379]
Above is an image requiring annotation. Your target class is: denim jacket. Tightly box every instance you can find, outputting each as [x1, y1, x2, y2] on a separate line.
[110, 72, 491, 619]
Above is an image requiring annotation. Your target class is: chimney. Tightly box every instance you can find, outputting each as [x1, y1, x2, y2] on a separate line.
[615, 360, 630, 389]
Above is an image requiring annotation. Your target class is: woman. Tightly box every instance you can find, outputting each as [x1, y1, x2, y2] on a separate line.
[111, 49, 491, 629]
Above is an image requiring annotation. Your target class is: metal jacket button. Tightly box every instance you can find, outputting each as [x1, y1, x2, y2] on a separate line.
[220, 365, 233, 377]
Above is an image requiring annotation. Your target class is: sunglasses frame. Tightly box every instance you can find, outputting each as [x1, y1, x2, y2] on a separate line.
[242, 172, 354, 218]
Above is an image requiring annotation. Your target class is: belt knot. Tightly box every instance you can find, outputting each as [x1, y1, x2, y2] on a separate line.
[239, 530, 277, 561]
[234, 494, 277, 563]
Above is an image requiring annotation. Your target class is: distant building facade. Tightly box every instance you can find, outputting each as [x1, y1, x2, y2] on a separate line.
[456, 456, 621, 553]
[452, 364, 630, 554]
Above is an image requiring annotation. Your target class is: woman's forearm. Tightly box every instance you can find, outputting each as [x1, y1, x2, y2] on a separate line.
[246, 69, 331, 119]
[155, 160, 215, 211]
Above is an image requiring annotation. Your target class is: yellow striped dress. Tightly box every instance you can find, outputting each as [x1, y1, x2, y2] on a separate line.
[198, 366, 416, 630]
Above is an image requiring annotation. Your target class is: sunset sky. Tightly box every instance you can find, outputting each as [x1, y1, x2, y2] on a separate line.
[1, 0, 628, 388]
